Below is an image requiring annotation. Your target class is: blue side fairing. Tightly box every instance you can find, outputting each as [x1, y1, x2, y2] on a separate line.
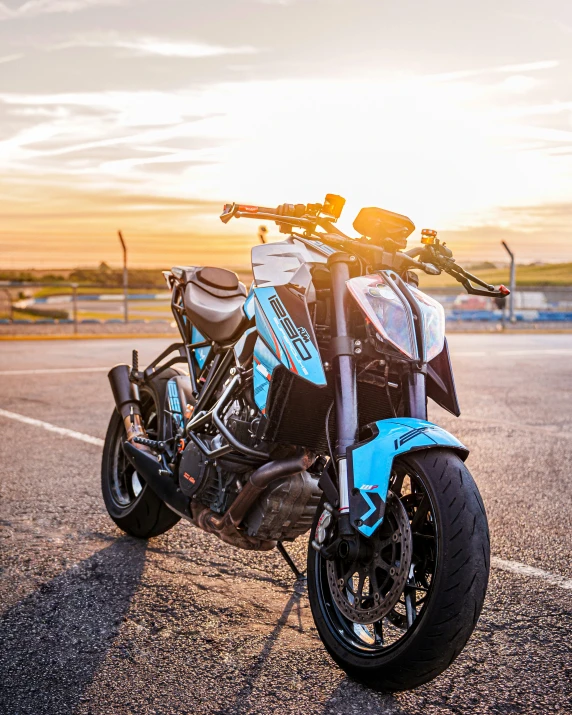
[167, 379, 183, 428]
[243, 287, 256, 320]
[348, 419, 468, 537]
[253, 338, 281, 413]
[253, 287, 326, 385]
[191, 325, 211, 369]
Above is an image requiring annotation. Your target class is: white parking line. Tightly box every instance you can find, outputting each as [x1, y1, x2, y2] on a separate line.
[491, 557, 572, 590]
[0, 408, 104, 446]
[0, 367, 109, 376]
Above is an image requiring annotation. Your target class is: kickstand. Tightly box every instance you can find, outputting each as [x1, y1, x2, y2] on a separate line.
[276, 541, 305, 580]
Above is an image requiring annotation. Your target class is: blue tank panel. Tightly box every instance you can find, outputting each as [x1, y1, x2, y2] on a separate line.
[253, 287, 326, 386]
[191, 325, 211, 369]
[253, 338, 281, 413]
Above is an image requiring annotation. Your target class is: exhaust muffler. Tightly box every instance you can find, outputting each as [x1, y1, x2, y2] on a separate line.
[108, 364, 148, 446]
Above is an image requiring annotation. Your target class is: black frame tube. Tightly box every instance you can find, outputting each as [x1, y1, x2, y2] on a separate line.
[193, 349, 235, 414]
[186, 374, 270, 461]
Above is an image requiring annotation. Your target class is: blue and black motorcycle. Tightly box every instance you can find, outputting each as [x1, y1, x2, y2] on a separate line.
[102, 195, 509, 690]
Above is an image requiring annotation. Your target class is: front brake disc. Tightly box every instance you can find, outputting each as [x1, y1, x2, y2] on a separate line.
[326, 491, 412, 624]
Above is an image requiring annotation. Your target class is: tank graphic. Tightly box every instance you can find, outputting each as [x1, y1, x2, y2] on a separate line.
[253, 286, 326, 386]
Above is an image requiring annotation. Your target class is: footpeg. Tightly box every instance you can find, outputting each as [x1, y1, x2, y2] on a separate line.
[133, 436, 168, 452]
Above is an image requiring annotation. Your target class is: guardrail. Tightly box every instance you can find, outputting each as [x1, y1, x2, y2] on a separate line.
[0, 282, 172, 333]
[2, 282, 572, 329]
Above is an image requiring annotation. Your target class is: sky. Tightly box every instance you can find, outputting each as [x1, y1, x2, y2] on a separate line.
[0, 0, 571, 269]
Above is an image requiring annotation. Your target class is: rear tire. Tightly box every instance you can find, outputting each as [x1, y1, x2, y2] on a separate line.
[101, 370, 181, 539]
[307, 448, 489, 691]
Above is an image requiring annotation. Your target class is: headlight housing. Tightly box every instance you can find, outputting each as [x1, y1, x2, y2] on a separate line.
[346, 273, 445, 362]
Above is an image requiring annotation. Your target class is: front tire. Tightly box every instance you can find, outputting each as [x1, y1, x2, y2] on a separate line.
[101, 371, 181, 539]
[307, 448, 489, 691]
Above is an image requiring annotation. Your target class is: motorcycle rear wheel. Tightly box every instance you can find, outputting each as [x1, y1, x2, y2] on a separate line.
[307, 448, 489, 691]
[101, 370, 181, 539]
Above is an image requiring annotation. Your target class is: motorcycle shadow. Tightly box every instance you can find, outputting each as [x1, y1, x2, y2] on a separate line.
[211, 573, 400, 715]
[321, 679, 400, 714]
[0, 535, 147, 715]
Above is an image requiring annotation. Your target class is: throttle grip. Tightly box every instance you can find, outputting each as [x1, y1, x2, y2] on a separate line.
[275, 203, 307, 218]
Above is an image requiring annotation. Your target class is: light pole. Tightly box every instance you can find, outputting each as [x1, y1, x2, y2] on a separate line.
[2, 289, 12, 322]
[501, 241, 516, 322]
[118, 230, 128, 323]
[71, 282, 78, 334]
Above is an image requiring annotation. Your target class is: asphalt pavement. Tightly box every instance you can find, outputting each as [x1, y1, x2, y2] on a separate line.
[0, 334, 571, 715]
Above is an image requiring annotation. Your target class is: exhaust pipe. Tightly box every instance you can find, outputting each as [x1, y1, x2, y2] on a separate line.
[193, 450, 315, 550]
[227, 451, 315, 526]
[108, 364, 148, 446]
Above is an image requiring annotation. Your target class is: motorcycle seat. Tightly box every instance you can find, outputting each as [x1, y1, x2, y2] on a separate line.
[177, 266, 248, 343]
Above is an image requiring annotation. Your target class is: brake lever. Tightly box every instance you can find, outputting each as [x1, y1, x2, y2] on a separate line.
[419, 244, 510, 298]
[457, 279, 510, 298]
[444, 262, 510, 298]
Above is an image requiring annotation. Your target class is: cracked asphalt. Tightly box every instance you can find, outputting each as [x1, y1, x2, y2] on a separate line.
[0, 334, 571, 714]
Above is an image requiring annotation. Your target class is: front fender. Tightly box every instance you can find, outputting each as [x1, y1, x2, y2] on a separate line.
[347, 418, 468, 537]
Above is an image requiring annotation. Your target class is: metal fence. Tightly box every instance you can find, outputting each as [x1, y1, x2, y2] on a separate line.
[2, 281, 572, 328]
[0, 282, 172, 332]
[424, 286, 572, 323]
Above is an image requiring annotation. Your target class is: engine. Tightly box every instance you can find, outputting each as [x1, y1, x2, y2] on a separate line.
[177, 391, 321, 541]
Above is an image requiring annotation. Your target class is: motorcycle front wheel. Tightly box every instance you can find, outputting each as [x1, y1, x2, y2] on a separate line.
[307, 448, 489, 692]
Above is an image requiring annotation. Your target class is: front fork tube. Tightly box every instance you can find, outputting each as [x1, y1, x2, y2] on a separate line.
[405, 369, 427, 420]
[328, 254, 359, 533]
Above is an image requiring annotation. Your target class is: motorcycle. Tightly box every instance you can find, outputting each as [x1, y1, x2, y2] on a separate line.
[102, 195, 508, 691]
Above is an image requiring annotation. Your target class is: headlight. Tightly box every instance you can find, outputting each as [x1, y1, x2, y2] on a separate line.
[408, 284, 445, 361]
[347, 274, 445, 362]
[347, 274, 416, 359]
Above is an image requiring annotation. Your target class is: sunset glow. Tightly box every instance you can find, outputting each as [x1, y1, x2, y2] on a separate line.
[0, 0, 571, 269]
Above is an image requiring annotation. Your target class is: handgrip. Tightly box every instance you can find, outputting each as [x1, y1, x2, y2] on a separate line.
[220, 202, 306, 223]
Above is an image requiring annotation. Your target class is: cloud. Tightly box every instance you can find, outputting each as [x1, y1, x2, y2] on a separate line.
[0, 0, 126, 21]
[494, 60, 560, 73]
[439, 223, 572, 263]
[430, 59, 559, 83]
[500, 75, 539, 94]
[53, 35, 258, 59]
[113, 38, 258, 59]
[499, 203, 572, 231]
[0, 53, 23, 64]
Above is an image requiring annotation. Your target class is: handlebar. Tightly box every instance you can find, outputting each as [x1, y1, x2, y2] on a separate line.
[220, 203, 276, 223]
[221, 202, 311, 224]
[220, 201, 510, 299]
